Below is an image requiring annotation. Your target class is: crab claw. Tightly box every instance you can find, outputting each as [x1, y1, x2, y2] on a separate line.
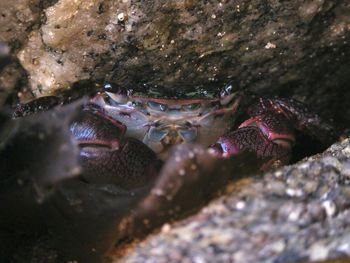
[246, 97, 338, 146]
[210, 111, 295, 170]
[210, 97, 338, 170]
[70, 110, 159, 189]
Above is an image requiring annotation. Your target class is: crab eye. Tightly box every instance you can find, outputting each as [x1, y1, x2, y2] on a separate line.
[105, 92, 128, 105]
[220, 83, 234, 97]
[147, 101, 168, 111]
[104, 83, 114, 91]
[220, 84, 237, 106]
[182, 103, 201, 111]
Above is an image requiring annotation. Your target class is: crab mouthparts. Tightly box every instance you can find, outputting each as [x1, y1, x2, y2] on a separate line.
[145, 124, 198, 150]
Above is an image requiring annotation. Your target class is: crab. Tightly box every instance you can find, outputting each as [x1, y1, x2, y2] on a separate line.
[0, 83, 337, 262]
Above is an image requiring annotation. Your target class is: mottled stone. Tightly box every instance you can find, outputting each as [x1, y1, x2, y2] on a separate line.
[10, 0, 350, 127]
[120, 139, 350, 263]
[0, 0, 43, 105]
[0, 0, 40, 47]
[18, 31, 85, 96]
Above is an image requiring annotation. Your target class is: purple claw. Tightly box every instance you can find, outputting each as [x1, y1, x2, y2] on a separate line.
[211, 125, 292, 171]
[70, 110, 159, 189]
[210, 97, 336, 171]
[246, 97, 338, 145]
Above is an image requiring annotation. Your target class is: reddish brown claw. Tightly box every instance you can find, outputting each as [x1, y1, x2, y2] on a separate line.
[210, 97, 336, 170]
[211, 125, 292, 171]
[246, 97, 338, 145]
[70, 110, 159, 189]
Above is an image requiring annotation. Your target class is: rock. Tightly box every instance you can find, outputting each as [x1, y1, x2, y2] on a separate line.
[4, 0, 348, 126]
[120, 139, 350, 263]
[0, 0, 40, 48]
[0, 0, 49, 106]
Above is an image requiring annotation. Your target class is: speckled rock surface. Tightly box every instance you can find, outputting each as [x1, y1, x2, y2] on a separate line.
[119, 138, 350, 263]
[9, 0, 350, 126]
[0, 1, 41, 45]
[0, 0, 41, 105]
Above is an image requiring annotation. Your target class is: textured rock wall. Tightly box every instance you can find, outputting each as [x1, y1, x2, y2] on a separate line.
[1, 0, 348, 125]
[0, 0, 38, 105]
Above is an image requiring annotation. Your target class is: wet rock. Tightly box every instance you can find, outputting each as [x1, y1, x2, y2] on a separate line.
[0, 0, 44, 106]
[120, 139, 350, 263]
[6, 0, 349, 126]
[0, 0, 41, 48]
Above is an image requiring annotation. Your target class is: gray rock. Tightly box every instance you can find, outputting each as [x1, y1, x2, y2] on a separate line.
[120, 139, 350, 263]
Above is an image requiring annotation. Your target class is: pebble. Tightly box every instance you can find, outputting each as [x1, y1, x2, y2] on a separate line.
[286, 188, 304, 197]
[235, 201, 246, 210]
[341, 162, 350, 177]
[268, 240, 286, 253]
[265, 42, 277, 49]
[342, 145, 350, 155]
[309, 243, 329, 261]
[266, 181, 285, 195]
[161, 224, 171, 233]
[322, 200, 337, 217]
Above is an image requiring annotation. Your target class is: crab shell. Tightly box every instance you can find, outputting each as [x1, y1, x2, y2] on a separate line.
[89, 90, 242, 159]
